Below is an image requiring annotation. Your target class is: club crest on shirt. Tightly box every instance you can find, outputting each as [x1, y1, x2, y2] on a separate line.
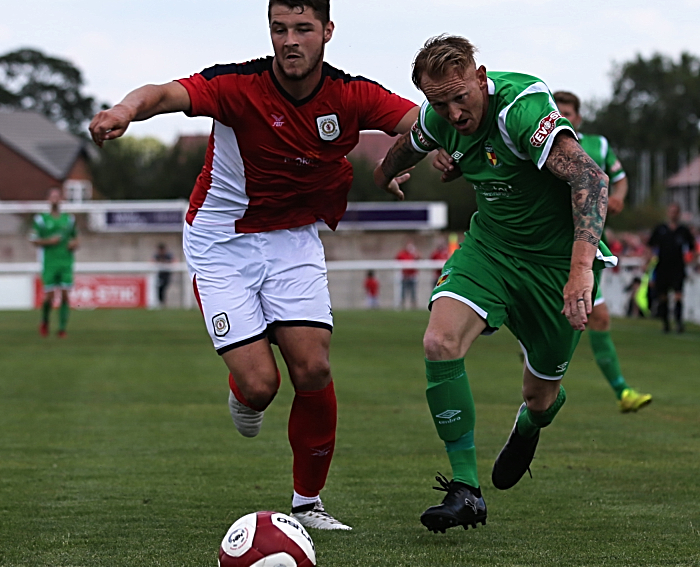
[530, 110, 561, 148]
[316, 113, 341, 141]
[436, 269, 452, 287]
[485, 143, 501, 168]
[212, 312, 230, 337]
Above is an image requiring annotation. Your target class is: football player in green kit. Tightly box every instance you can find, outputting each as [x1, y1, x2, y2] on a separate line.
[374, 35, 616, 533]
[30, 188, 79, 337]
[554, 90, 652, 413]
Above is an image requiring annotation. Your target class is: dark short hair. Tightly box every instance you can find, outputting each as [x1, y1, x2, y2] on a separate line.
[412, 35, 478, 90]
[553, 91, 581, 115]
[268, 0, 330, 25]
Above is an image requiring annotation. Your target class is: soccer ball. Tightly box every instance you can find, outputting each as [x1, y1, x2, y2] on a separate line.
[219, 511, 316, 567]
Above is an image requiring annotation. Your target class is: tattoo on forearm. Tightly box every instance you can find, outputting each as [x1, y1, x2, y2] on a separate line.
[381, 133, 425, 181]
[546, 134, 608, 247]
[574, 229, 600, 247]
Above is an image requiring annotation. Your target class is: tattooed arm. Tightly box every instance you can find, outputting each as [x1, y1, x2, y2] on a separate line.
[373, 131, 429, 200]
[545, 131, 609, 330]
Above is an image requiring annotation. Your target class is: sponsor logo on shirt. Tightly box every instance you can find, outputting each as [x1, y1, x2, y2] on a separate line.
[473, 181, 518, 201]
[529, 110, 561, 148]
[485, 143, 501, 168]
[212, 312, 230, 337]
[316, 113, 341, 141]
[271, 114, 285, 127]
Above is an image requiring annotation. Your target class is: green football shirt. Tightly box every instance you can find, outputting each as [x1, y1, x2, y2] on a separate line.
[31, 212, 78, 268]
[411, 71, 614, 270]
[578, 133, 626, 183]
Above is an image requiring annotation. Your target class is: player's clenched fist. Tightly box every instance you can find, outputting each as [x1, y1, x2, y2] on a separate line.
[89, 105, 134, 147]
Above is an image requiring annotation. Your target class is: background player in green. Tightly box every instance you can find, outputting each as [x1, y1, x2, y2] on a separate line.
[30, 188, 79, 338]
[374, 35, 614, 533]
[554, 91, 652, 413]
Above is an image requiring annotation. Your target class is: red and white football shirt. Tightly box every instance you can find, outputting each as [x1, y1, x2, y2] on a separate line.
[177, 57, 415, 232]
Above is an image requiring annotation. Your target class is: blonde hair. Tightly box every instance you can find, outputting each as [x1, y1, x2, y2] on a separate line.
[412, 35, 478, 90]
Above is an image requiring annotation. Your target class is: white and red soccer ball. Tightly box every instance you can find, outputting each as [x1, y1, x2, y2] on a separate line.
[219, 511, 316, 567]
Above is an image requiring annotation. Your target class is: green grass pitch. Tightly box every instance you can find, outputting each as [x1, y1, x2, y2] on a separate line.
[0, 309, 699, 566]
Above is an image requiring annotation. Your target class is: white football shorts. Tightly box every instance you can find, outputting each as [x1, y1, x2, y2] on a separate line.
[183, 222, 333, 354]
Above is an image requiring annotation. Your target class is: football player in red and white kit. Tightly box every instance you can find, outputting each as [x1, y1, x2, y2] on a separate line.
[89, 0, 418, 531]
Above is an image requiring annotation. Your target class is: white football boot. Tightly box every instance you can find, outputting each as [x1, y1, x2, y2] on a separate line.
[291, 499, 352, 531]
[228, 391, 264, 438]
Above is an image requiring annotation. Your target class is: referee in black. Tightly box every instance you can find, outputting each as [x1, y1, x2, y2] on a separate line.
[649, 203, 697, 333]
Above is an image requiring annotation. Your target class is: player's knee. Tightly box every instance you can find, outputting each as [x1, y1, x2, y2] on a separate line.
[588, 307, 610, 331]
[239, 376, 280, 410]
[423, 328, 461, 360]
[522, 383, 559, 413]
[288, 358, 332, 391]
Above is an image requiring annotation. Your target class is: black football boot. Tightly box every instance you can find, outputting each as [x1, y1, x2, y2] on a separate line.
[491, 403, 539, 490]
[420, 473, 487, 533]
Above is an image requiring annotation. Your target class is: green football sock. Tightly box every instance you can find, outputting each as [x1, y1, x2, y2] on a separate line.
[59, 300, 70, 331]
[42, 299, 52, 324]
[516, 386, 566, 439]
[425, 358, 478, 487]
[588, 330, 628, 399]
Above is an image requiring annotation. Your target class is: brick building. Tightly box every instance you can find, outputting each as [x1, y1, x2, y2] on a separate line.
[0, 110, 94, 202]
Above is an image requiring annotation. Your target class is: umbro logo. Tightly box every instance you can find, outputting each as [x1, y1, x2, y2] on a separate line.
[436, 410, 461, 419]
[271, 113, 285, 127]
[556, 361, 569, 373]
[451, 151, 464, 162]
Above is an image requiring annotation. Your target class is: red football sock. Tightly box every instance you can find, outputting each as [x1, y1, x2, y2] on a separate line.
[288, 381, 337, 498]
[228, 370, 280, 412]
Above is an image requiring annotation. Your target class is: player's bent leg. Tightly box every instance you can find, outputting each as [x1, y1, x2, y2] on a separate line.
[58, 288, 70, 337]
[588, 303, 652, 409]
[673, 290, 684, 333]
[40, 288, 55, 336]
[222, 339, 280, 438]
[492, 367, 565, 490]
[274, 326, 349, 530]
[421, 298, 487, 533]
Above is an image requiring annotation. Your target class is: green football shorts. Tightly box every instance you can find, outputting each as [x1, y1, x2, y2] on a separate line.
[42, 264, 74, 290]
[431, 234, 597, 380]
[593, 272, 605, 306]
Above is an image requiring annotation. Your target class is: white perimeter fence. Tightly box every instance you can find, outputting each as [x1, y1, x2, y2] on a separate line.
[1, 258, 699, 324]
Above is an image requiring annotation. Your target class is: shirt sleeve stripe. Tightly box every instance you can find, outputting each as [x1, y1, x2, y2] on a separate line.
[537, 125, 576, 170]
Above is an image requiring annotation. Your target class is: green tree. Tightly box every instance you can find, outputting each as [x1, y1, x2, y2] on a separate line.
[0, 48, 104, 137]
[90, 136, 208, 200]
[588, 52, 700, 169]
[90, 137, 169, 200]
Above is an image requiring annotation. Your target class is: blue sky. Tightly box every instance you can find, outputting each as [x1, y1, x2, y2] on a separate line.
[2, 0, 699, 143]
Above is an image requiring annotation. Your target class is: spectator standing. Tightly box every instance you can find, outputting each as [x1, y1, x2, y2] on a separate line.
[396, 241, 420, 309]
[430, 240, 451, 283]
[154, 243, 174, 307]
[364, 270, 380, 309]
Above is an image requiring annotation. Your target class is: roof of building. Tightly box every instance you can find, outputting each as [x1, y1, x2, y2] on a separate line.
[667, 155, 700, 188]
[0, 110, 85, 180]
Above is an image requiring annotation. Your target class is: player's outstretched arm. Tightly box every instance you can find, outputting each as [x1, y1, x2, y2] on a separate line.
[545, 131, 609, 331]
[373, 132, 427, 200]
[89, 82, 191, 147]
[607, 177, 628, 215]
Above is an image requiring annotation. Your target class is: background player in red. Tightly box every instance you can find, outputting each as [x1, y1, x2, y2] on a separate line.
[89, 0, 417, 531]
